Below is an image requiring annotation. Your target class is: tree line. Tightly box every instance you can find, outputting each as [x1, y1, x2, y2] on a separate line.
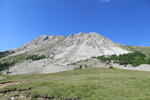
[96, 51, 150, 67]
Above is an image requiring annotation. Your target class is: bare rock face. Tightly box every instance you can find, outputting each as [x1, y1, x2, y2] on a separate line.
[16, 32, 129, 63]
[52, 32, 129, 65]
[5, 32, 130, 74]
[17, 35, 66, 50]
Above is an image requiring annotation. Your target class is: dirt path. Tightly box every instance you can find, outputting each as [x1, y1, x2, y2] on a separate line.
[0, 81, 21, 89]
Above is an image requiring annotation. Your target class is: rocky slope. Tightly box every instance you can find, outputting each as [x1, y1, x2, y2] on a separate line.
[1, 32, 130, 74]
[15, 32, 129, 63]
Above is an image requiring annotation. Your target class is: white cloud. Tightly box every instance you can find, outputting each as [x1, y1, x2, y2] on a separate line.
[101, 0, 110, 2]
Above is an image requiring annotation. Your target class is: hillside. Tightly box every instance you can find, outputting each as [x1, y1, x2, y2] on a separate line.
[1, 68, 150, 100]
[127, 46, 150, 57]
[119, 44, 150, 57]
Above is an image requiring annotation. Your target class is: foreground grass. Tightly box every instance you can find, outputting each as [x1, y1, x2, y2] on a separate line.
[0, 68, 150, 100]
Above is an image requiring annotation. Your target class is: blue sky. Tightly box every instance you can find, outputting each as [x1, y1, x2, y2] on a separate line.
[0, 0, 150, 51]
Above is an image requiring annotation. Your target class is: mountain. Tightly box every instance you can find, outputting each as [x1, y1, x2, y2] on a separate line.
[17, 32, 129, 62]
[0, 32, 131, 74]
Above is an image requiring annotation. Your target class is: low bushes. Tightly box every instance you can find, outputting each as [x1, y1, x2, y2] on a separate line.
[0, 62, 16, 71]
[26, 55, 46, 61]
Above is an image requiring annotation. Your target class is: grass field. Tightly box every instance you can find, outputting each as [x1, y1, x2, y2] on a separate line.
[0, 67, 150, 100]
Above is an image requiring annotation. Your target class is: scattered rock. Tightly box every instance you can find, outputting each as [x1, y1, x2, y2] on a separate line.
[0, 88, 32, 94]
[65, 98, 79, 100]
[0, 88, 17, 93]
[10, 97, 16, 100]
[30, 94, 54, 99]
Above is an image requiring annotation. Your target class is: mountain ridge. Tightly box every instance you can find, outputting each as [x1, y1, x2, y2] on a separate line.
[15, 32, 130, 63]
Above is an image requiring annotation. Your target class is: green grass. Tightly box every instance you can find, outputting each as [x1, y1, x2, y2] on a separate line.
[119, 44, 150, 57]
[1, 68, 150, 100]
[1, 53, 29, 63]
[127, 46, 150, 57]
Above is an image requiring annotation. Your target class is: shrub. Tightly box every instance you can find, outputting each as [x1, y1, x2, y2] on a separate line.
[79, 65, 87, 69]
[109, 66, 115, 69]
[79, 65, 82, 69]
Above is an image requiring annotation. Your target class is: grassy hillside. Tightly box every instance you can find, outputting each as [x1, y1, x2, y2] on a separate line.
[127, 46, 150, 56]
[119, 44, 150, 56]
[1, 68, 150, 100]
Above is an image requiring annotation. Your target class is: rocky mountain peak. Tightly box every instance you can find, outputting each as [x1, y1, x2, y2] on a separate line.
[36, 35, 49, 41]
[75, 32, 85, 36]
[72, 32, 104, 39]
[87, 32, 101, 36]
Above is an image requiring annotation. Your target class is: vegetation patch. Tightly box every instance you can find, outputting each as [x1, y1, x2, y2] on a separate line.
[96, 51, 150, 67]
[0, 51, 14, 59]
[0, 62, 16, 72]
[0, 53, 29, 72]
[26, 54, 46, 61]
[0, 54, 46, 72]
[109, 66, 116, 69]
